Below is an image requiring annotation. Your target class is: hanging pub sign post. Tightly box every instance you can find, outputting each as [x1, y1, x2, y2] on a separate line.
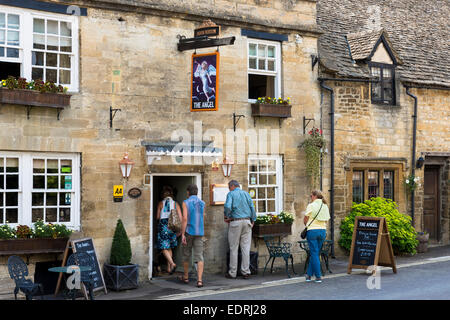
[347, 216, 397, 275]
[191, 52, 219, 112]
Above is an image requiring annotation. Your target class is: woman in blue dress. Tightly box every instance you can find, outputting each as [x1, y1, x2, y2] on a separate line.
[156, 186, 182, 274]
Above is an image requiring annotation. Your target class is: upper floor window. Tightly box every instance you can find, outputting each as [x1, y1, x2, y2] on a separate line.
[370, 62, 395, 105]
[0, 6, 78, 91]
[247, 39, 281, 101]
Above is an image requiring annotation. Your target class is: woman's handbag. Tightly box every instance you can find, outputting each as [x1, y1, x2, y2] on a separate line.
[300, 203, 323, 239]
[168, 202, 182, 233]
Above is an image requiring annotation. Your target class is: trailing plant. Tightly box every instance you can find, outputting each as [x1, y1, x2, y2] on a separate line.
[404, 174, 420, 193]
[279, 211, 294, 224]
[0, 225, 16, 239]
[300, 127, 326, 186]
[256, 96, 291, 105]
[1, 76, 68, 93]
[32, 219, 72, 239]
[255, 212, 294, 225]
[339, 197, 419, 255]
[16, 225, 33, 239]
[110, 219, 132, 266]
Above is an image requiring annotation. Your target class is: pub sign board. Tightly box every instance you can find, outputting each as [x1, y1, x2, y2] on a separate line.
[347, 216, 397, 274]
[191, 52, 219, 112]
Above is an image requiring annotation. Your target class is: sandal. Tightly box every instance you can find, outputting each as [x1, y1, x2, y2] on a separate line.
[196, 280, 204, 288]
[169, 263, 177, 275]
[178, 276, 189, 284]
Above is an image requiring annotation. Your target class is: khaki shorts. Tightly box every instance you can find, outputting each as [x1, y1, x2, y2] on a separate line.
[182, 234, 204, 263]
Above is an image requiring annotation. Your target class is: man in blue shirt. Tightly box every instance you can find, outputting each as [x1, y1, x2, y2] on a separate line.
[224, 180, 256, 279]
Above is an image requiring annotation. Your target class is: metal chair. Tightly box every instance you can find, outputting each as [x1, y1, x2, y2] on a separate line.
[66, 252, 95, 300]
[298, 239, 333, 275]
[263, 236, 296, 278]
[7, 255, 44, 300]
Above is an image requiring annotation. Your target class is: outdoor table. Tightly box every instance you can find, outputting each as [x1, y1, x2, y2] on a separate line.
[48, 266, 92, 300]
[298, 240, 333, 275]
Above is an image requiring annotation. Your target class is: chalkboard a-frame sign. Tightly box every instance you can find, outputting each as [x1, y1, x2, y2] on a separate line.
[347, 216, 397, 274]
[71, 238, 108, 294]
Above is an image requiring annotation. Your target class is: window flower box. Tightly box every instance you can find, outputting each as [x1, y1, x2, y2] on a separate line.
[0, 87, 71, 109]
[0, 238, 69, 256]
[252, 223, 292, 238]
[251, 103, 292, 118]
[252, 212, 294, 237]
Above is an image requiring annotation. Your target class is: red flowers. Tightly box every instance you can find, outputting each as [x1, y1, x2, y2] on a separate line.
[308, 127, 323, 137]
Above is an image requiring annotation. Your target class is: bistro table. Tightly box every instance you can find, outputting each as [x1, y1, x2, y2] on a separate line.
[48, 266, 92, 300]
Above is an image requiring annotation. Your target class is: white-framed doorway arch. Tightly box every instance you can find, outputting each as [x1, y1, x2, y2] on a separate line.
[148, 172, 202, 280]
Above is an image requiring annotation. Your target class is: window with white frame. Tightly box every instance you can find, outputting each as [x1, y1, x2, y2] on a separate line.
[0, 152, 80, 228]
[0, 5, 78, 91]
[247, 39, 281, 101]
[248, 155, 283, 215]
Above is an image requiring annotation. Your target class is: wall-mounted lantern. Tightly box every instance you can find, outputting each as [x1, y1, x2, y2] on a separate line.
[416, 156, 425, 169]
[119, 152, 134, 179]
[221, 156, 234, 177]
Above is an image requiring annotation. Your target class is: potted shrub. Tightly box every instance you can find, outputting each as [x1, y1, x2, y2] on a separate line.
[252, 211, 294, 237]
[339, 197, 419, 255]
[103, 219, 139, 291]
[251, 96, 292, 118]
[416, 232, 429, 253]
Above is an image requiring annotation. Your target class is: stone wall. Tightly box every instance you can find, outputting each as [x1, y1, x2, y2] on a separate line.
[0, 0, 320, 285]
[320, 81, 450, 254]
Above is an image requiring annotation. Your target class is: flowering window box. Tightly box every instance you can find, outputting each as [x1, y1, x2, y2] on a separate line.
[252, 223, 292, 238]
[251, 103, 292, 118]
[0, 88, 71, 109]
[0, 238, 69, 256]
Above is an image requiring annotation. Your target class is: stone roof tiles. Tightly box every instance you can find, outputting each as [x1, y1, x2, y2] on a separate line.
[317, 0, 450, 87]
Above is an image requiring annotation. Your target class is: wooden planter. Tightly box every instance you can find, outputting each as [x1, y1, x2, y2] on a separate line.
[251, 103, 292, 118]
[0, 238, 69, 255]
[252, 223, 292, 238]
[0, 88, 71, 108]
[103, 263, 139, 291]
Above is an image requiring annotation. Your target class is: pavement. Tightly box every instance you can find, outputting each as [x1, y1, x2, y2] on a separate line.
[92, 244, 450, 300]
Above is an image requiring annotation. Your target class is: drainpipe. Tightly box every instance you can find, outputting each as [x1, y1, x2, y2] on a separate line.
[405, 86, 417, 227]
[319, 80, 335, 258]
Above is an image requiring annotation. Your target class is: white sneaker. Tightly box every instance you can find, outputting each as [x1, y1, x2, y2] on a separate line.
[305, 275, 312, 282]
[315, 278, 322, 283]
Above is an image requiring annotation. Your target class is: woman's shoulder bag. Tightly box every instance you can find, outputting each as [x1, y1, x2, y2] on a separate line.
[300, 202, 323, 239]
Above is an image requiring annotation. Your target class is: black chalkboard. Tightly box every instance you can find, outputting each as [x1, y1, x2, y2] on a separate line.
[71, 238, 107, 293]
[347, 216, 397, 274]
[351, 219, 380, 266]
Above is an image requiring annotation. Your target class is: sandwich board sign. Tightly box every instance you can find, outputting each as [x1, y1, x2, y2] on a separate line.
[347, 216, 397, 274]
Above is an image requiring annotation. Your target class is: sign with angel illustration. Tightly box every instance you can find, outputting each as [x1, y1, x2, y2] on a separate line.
[191, 52, 219, 111]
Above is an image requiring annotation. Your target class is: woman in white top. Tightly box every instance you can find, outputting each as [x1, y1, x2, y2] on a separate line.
[156, 186, 182, 274]
[303, 190, 330, 283]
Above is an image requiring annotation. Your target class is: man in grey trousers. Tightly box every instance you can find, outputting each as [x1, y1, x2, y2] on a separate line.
[224, 180, 256, 279]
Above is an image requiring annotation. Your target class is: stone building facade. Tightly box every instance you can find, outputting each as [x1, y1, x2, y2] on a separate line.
[317, 0, 450, 252]
[0, 0, 322, 288]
